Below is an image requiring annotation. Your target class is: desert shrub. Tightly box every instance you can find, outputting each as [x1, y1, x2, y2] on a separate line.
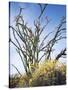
[29, 60, 66, 86]
[9, 74, 20, 88]
[9, 60, 66, 88]
[16, 75, 29, 87]
[9, 74, 29, 88]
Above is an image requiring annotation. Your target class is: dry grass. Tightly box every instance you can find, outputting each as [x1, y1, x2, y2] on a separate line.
[9, 60, 66, 88]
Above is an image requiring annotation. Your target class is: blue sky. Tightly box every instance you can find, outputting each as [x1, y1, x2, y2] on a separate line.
[9, 2, 66, 75]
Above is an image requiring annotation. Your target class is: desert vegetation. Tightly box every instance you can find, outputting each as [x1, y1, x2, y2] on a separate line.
[9, 60, 66, 88]
[9, 3, 66, 88]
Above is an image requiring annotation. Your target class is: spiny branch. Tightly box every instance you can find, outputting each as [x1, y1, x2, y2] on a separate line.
[38, 4, 48, 19]
[55, 48, 66, 60]
[12, 64, 22, 76]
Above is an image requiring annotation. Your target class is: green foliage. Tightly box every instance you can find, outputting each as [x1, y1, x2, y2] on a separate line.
[9, 60, 66, 88]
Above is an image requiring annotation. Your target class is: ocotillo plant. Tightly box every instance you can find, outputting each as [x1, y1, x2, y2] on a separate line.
[9, 4, 66, 76]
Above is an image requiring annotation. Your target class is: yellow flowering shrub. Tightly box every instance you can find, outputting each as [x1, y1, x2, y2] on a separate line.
[29, 60, 66, 86]
[9, 60, 66, 87]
